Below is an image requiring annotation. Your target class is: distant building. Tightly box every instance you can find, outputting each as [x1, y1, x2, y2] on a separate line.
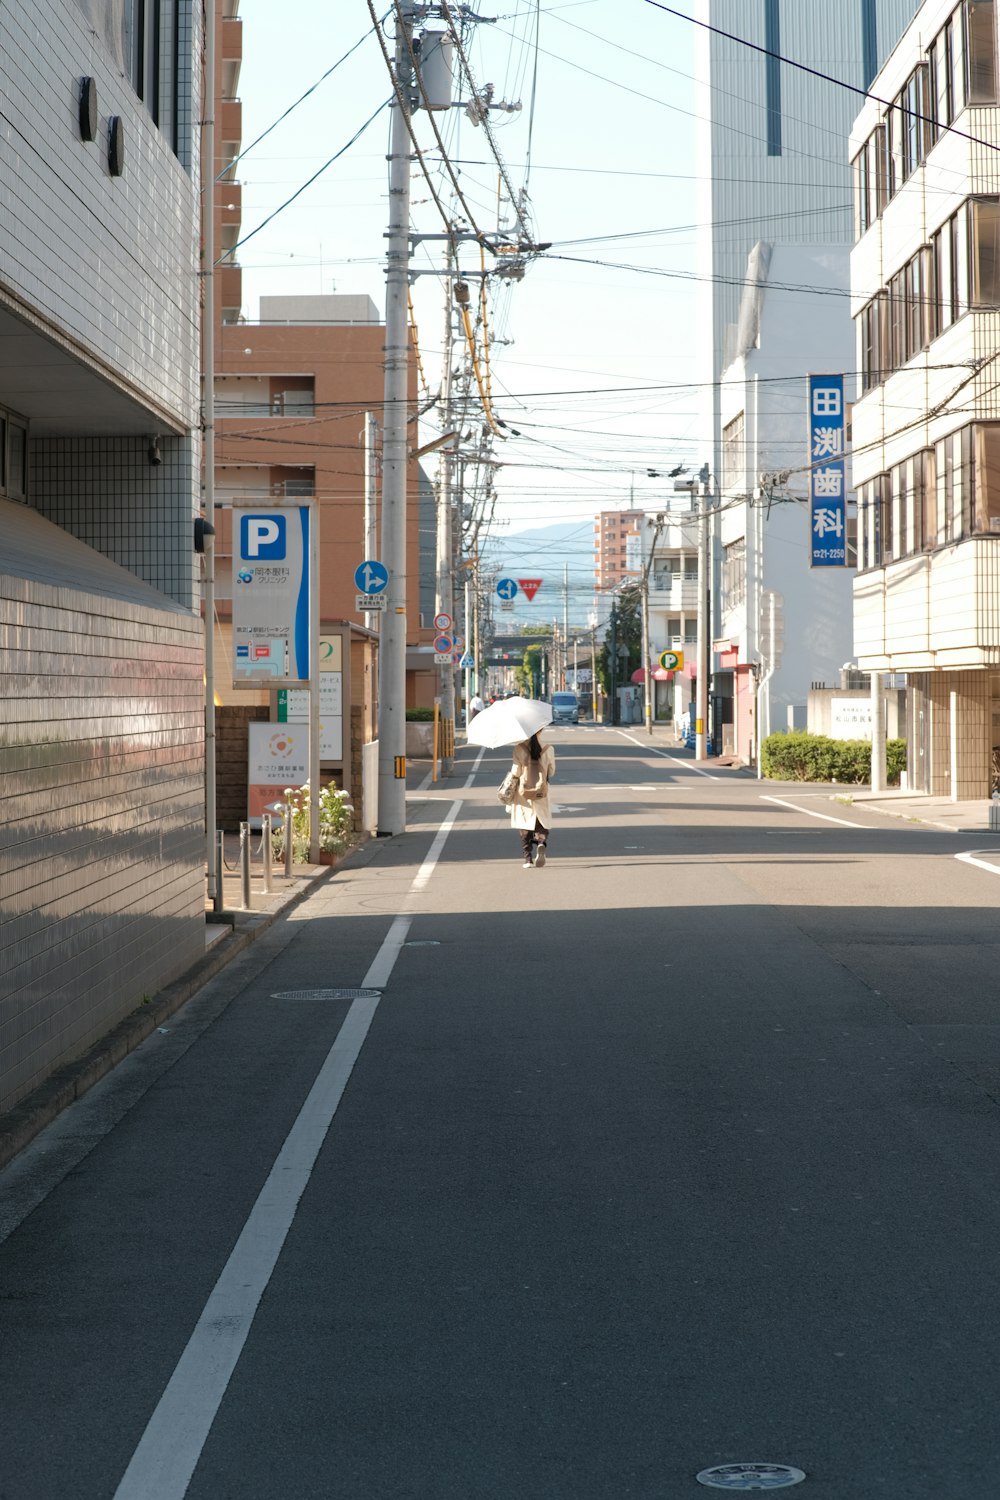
[1, 0, 204, 1115]
[594, 509, 644, 592]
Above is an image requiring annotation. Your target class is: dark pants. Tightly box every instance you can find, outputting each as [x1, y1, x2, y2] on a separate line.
[519, 819, 549, 858]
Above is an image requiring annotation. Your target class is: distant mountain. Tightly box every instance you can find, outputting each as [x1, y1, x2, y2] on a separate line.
[479, 521, 597, 631]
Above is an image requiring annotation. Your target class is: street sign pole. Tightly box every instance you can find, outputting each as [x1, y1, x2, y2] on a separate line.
[309, 503, 320, 862]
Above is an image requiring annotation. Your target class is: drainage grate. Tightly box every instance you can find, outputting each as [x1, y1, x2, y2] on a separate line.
[696, 1465, 806, 1491]
[270, 989, 381, 1001]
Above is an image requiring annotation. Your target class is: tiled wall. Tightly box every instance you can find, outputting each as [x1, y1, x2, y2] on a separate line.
[926, 669, 991, 798]
[31, 435, 199, 609]
[0, 1, 199, 425]
[0, 504, 205, 1117]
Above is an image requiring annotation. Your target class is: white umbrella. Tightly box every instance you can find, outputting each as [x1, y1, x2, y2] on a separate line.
[465, 696, 553, 749]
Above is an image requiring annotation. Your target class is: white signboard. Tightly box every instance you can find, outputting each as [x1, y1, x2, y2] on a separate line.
[247, 722, 310, 828]
[829, 696, 872, 740]
[232, 506, 311, 686]
[277, 677, 343, 760]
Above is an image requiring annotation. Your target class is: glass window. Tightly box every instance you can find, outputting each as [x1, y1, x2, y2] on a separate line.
[953, 4, 967, 112]
[967, 0, 997, 102]
[928, 237, 941, 342]
[975, 425, 1000, 531]
[922, 448, 937, 549]
[934, 22, 954, 126]
[949, 208, 967, 320]
[969, 197, 1000, 305]
[7, 419, 25, 500]
[888, 268, 906, 371]
[875, 124, 889, 214]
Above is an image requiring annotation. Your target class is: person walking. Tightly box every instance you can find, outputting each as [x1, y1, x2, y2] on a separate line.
[508, 731, 555, 868]
[469, 691, 485, 720]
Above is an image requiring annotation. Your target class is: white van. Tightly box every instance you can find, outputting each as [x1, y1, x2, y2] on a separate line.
[550, 691, 579, 725]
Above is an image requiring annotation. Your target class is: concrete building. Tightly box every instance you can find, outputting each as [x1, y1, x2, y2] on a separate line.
[594, 510, 644, 592]
[849, 0, 1000, 797]
[715, 244, 859, 760]
[0, 2, 205, 1113]
[694, 0, 919, 759]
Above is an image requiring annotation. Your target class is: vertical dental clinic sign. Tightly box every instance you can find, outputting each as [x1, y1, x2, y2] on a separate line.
[232, 506, 311, 686]
[808, 374, 847, 567]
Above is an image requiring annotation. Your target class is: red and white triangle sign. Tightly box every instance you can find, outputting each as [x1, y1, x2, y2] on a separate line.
[518, 577, 542, 601]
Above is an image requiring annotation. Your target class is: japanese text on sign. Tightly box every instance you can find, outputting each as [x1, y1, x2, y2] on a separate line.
[808, 375, 848, 568]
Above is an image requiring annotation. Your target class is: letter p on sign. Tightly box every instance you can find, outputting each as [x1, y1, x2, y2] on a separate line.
[241, 514, 286, 559]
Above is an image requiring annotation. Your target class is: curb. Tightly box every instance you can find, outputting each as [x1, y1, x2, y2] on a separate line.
[0, 867, 335, 1175]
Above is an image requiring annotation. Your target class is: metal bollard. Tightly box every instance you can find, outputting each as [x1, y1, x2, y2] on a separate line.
[215, 829, 225, 913]
[239, 821, 252, 910]
[283, 806, 293, 876]
[261, 813, 272, 893]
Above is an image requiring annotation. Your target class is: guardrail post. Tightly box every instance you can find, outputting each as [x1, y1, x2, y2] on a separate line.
[214, 829, 225, 913]
[239, 821, 252, 910]
[261, 813, 272, 893]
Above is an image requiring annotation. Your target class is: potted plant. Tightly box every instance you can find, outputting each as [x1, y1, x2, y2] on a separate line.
[272, 780, 355, 865]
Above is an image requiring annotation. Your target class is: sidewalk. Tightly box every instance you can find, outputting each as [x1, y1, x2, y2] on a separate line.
[845, 789, 1000, 836]
[0, 839, 350, 1173]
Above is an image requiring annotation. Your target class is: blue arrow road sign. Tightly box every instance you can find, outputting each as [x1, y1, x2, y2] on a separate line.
[354, 560, 389, 595]
[497, 577, 518, 601]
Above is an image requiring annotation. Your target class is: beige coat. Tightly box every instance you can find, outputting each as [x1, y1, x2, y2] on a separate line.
[507, 742, 556, 830]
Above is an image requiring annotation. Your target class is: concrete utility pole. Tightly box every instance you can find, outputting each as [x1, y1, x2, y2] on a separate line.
[202, 0, 217, 904]
[696, 486, 710, 761]
[363, 411, 379, 635]
[435, 243, 456, 742]
[642, 513, 667, 737]
[377, 6, 416, 836]
[675, 469, 712, 759]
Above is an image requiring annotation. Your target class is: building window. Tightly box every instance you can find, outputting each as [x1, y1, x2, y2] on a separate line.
[974, 425, 1000, 531]
[967, 0, 997, 102]
[722, 538, 746, 610]
[765, 0, 782, 156]
[126, 0, 187, 158]
[4, 413, 26, 501]
[722, 412, 744, 490]
[969, 197, 1000, 305]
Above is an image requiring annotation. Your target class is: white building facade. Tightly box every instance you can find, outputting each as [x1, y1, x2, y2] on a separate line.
[850, 0, 1000, 796]
[716, 245, 860, 760]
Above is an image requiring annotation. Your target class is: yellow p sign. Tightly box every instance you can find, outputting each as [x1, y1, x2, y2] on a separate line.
[659, 650, 683, 671]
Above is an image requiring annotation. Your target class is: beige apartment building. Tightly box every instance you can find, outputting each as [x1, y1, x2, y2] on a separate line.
[207, 1, 435, 821]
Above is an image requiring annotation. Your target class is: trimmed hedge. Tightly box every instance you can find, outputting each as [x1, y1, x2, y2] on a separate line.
[761, 730, 906, 785]
[405, 707, 436, 722]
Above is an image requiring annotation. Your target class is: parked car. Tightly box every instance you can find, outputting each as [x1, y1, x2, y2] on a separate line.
[550, 691, 579, 725]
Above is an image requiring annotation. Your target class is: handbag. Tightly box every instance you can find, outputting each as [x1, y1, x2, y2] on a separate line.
[497, 769, 520, 805]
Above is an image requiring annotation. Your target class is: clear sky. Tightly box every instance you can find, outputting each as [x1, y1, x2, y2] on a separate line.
[235, 0, 705, 576]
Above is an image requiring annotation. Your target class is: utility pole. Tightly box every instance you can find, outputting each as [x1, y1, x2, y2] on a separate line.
[675, 468, 712, 760]
[202, 0, 217, 905]
[696, 485, 710, 760]
[435, 242, 456, 749]
[363, 411, 379, 634]
[378, 6, 416, 836]
[641, 513, 666, 737]
[562, 561, 569, 686]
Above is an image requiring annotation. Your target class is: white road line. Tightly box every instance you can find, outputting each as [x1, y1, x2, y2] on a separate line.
[464, 748, 486, 788]
[112, 802, 462, 1500]
[761, 794, 867, 829]
[615, 730, 720, 778]
[956, 849, 1000, 876]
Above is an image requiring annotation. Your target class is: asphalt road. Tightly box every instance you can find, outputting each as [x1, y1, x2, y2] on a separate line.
[4, 723, 1000, 1499]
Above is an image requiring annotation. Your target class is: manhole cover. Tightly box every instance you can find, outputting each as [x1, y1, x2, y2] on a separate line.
[696, 1466, 806, 1491]
[270, 989, 381, 1001]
